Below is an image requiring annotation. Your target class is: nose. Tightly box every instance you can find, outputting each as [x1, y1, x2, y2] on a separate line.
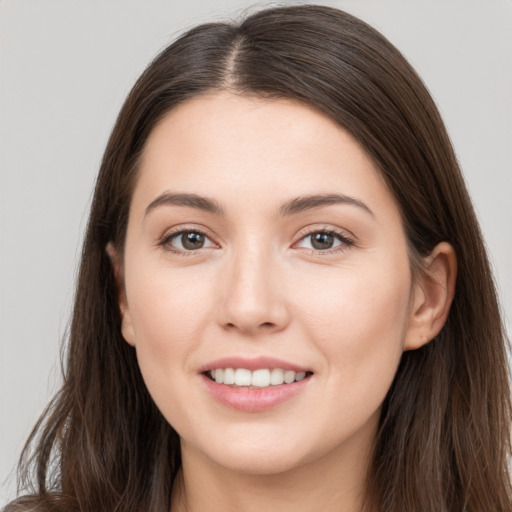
[216, 246, 290, 336]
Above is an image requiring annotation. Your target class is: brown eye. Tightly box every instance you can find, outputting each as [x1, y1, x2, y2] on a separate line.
[295, 230, 353, 252]
[181, 231, 205, 250]
[165, 230, 216, 252]
[311, 232, 335, 250]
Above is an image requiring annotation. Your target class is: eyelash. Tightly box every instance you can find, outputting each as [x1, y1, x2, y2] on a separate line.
[159, 226, 354, 256]
[294, 227, 354, 254]
[159, 227, 216, 256]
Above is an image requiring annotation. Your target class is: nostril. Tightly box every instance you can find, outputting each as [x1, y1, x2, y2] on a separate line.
[224, 321, 275, 330]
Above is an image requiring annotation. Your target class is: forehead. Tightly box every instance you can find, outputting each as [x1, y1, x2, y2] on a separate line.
[133, 92, 396, 220]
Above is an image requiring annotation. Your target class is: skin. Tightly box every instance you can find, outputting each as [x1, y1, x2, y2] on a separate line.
[112, 92, 456, 512]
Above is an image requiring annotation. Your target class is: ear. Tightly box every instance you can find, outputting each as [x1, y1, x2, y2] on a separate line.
[404, 242, 457, 351]
[106, 243, 136, 346]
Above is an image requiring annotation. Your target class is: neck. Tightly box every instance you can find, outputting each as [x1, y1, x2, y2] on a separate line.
[170, 435, 376, 512]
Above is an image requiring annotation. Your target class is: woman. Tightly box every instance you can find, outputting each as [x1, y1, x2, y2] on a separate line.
[6, 4, 511, 512]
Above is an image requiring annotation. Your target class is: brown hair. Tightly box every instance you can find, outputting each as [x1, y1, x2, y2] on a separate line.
[7, 5, 511, 512]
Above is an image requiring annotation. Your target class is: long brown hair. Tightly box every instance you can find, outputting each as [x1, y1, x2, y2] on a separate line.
[6, 5, 511, 511]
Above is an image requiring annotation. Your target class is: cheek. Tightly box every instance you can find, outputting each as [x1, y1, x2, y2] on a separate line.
[291, 269, 409, 452]
[127, 262, 212, 341]
[124, 263, 215, 387]
[292, 257, 411, 386]
[296, 260, 411, 336]
[124, 265, 218, 431]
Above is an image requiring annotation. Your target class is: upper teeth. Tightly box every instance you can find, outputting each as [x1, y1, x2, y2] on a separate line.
[209, 368, 307, 387]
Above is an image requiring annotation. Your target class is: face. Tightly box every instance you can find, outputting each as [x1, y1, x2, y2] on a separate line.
[117, 92, 423, 476]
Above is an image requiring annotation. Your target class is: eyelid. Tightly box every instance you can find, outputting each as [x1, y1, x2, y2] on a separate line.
[292, 225, 355, 252]
[158, 224, 220, 254]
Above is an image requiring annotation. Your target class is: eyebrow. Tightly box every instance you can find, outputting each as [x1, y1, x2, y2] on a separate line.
[144, 191, 374, 218]
[145, 192, 224, 217]
[279, 193, 374, 217]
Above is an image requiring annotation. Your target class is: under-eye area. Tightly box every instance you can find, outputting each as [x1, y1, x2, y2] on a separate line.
[204, 368, 314, 388]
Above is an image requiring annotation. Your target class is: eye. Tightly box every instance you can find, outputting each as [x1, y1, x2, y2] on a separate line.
[163, 229, 217, 252]
[295, 230, 353, 252]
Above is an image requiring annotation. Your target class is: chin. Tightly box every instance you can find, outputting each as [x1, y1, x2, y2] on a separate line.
[211, 447, 308, 476]
[189, 427, 327, 477]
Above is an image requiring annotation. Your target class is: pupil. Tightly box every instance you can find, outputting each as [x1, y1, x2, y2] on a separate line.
[312, 232, 333, 250]
[182, 232, 204, 250]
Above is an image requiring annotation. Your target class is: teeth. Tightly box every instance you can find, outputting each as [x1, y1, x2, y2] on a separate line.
[214, 368, 224, 383]
[284, 370, 295, 384]
[251, 369, 270, 387]
[270, 368, 284, 385]
[235, 368, 252, 386]
[208, 368, 309, 387]
[223, 367, 235, 385]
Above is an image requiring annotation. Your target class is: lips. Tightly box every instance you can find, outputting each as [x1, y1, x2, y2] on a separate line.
[200, 356, 313, 412]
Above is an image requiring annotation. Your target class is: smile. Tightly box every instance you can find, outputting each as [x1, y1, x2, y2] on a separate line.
[207, 368, 311, 388]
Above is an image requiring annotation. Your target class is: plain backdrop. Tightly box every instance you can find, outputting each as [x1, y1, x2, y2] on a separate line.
[1, 0, 511, 504]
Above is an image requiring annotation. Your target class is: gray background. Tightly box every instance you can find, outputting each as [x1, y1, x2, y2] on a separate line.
[1, 0, 511, 504]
